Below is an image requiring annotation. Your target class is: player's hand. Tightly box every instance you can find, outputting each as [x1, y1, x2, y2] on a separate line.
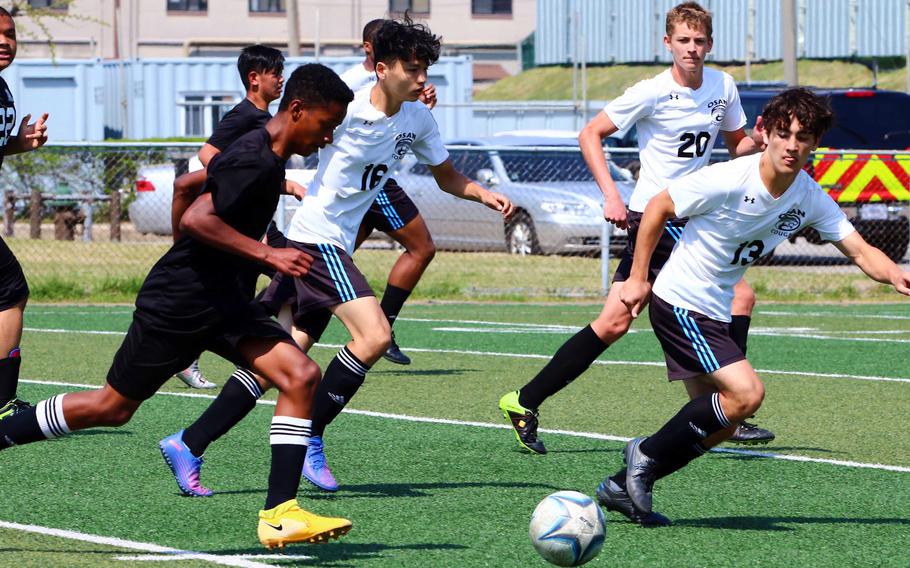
[285, 179, 307, 201]
[603, 199, 628, 230]
[619, 278, 651, 318]
[17, 113, 49, 151]
[266, 247, 313, 277]
[483, 190, 514, 221]
[751, 115, 766, 150]
[892, 270, 910, 296]
[418, 83, 437, 110]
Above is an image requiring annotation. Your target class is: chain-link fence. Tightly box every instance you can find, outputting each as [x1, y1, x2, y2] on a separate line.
[2, 143, 908, 303]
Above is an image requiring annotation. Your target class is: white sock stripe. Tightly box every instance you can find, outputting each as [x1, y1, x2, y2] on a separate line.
[711, 393, 731, 428]
[269, 428, 312, 439]
[269, 434, 310, 446]
[35, 396, 70, 439]
[232, 369, 263, 398]
[270, 416, 312, 428]
[269, 423, 312, 433]
[337, 348, 368, 376]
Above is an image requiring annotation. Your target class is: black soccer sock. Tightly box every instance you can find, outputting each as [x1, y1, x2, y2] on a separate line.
[518, 325, 608, 410]
[182, 369, 264, 457]
[0, 394, 70, 449]
[639, 393, 731, 464]
[730, 315, 751, 356]
[0, 350, 22, 404]
[264, 416, 311, 510]
[380, 284, 411, 327]
[311, 347, 369, 437]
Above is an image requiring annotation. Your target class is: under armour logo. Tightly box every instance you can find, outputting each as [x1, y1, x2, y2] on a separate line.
[362, 120, 374, 126]
[744, 196, 755, 204]
[668, 93, 679, 100]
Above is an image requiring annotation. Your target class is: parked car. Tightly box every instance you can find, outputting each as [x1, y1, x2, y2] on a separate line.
[387, 132, 634, 255]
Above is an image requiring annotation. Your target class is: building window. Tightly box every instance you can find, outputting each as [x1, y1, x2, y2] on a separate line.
[249, 0, 285, 13]
[27, 0, 68, 9]
[167, 0, 207, 11]
[472, 0, 511, 15]
[178, 93, 238, 137]
[389, 0, 430, 14]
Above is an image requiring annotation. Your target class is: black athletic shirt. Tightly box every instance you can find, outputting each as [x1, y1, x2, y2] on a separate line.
[0, 76, 16, 263]
[205, 98, 271, 151]
[135, 128, 286, 332]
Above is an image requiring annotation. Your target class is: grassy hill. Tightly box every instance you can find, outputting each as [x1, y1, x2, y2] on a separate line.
[475, 60, 908, 101]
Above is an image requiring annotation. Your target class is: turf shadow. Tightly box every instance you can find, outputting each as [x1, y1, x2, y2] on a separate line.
[368, 368, 480, 377]
[674, 515, 910, 531]
[216, 480, 563, 499]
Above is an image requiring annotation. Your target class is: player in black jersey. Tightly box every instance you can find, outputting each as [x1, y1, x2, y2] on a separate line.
[171, 45, 304, 388]
[0, 64, 356, 550]
[0, 7, 49, 421]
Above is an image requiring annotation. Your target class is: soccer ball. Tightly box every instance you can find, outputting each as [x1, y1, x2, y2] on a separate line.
[529, 490, 605, 567]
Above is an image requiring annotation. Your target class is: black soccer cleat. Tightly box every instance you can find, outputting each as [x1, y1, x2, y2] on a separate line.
[382, 332, 412, 365]
[498, 390, 547, 454]
[596, 478, 671, 528]
[624, 437, 659, 514]
[729, 421, 775, 445]
[0, 398, 31, 421]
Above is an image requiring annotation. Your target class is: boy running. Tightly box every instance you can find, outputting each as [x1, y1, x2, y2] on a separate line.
[0, 64, 356, 550]
[614, 87, 909, 521]
[498, 2, 772, 478]
[160, 17, 513, 496]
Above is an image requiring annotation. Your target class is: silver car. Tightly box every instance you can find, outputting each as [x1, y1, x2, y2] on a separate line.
[390, 134, 634, 255]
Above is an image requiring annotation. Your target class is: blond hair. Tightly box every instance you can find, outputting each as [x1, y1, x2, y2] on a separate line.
[666, 2, 712, 40]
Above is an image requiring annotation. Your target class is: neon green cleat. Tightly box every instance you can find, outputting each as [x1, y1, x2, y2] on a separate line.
[498, 390, 547, 454]
[0, 398, 31, 421]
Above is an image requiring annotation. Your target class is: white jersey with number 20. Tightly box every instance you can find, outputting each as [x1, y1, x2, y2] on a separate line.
[604, 67, 746, 212]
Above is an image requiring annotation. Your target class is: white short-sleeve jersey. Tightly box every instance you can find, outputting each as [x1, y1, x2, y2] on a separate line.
[653, 153, 855, 321]
[339, 63, 376, 92]
[604, 67, 746, 212]
[287, 87, 449, 253]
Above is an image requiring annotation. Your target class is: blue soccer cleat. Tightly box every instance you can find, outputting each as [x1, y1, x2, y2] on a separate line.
[302, 436, 338, 492]
[159, 430, 213, 497]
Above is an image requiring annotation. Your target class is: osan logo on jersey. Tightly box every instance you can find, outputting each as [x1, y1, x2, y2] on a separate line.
[393, 132, 416, 160]
[772, 208, 806, 236]
[707, 98, 727, 123]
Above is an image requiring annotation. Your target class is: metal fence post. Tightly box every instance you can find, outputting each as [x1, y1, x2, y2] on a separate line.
[29, 188, 41, 239]
[110, 188, 121, 242]
[3, 190, 13, 237]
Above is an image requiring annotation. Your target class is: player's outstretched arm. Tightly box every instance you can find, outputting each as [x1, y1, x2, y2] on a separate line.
[579, 112, 627, 229]
[172, 169, 208, 242]
[4, 112, 48, 155]
[620, 189, 677, 317]
[834, 231, 910, 296]
[429, 159, 515, 221]
[180, 192, 314, 277]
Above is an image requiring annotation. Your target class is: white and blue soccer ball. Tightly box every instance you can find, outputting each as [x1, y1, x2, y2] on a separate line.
[529, 490, 606, 567]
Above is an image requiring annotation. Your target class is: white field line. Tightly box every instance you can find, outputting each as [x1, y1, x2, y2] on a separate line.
[113, 554, 314, 563]
[18, 377, 910, 474]
[21, 329, 910, 384]
[758, 310, 910, 320]
[0, 520, 287, 567]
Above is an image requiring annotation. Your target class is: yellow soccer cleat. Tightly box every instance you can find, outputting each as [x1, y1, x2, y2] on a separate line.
[257, 499, 352, 549]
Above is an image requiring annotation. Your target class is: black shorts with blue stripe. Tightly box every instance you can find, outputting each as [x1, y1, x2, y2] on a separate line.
[258, 240, 374, 334]
[361, 178, 420, 234]
[613, 209, 688, 283]
[648, 294, 746, 381]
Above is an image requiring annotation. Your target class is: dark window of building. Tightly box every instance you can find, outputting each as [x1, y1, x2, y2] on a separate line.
[472, 0, 511, 15]
[28, 0, 69, 9]
[389, 0, 430, 14]
[167, 0, 207, 12]
[249, 0, 285, 13]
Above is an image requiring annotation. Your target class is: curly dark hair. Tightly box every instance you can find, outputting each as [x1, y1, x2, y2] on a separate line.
[238, 44, 285, 90]
[371, 15, 441, 68]
[761, 88, 834, 140]
[279, 63, 354, 111]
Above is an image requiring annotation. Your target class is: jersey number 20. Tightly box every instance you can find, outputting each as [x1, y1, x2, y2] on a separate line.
[677, 131, 711, 158]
